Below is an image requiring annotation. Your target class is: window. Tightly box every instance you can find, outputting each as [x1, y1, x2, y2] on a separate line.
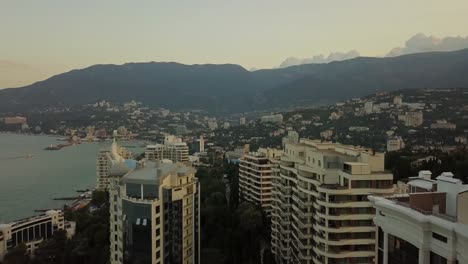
[156, 217, 160, 225]
[156, 228, 160, 236]
[156, 205, 160, 214]
[156, 251, 161, 259]
[432, 232, 447, 243]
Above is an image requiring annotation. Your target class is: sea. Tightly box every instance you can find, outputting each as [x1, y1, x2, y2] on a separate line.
[0, 133, 144, 223]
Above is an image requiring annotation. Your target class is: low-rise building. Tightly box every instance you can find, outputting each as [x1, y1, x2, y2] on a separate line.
[261, 114, 283, 123]
[0, 210, 75, 262]
[431, 120, 457, 130]
[387, 136, 405, 152]
[320, 130, 333, 140]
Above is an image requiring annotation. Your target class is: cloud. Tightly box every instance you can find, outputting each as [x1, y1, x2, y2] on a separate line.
[386, 33, 468, 57]
[279, 50, 360, 68]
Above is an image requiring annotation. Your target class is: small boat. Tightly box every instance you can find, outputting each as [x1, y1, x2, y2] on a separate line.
[26, 153, 34, 158]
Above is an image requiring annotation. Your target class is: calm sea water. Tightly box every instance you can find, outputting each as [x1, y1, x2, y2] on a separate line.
[0, 133, 143, 223]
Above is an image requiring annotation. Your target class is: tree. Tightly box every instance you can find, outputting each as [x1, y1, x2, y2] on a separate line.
[3, 244, 29, 264]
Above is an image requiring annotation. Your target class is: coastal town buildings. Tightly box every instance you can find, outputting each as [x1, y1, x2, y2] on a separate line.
[369, 172, 468, 264]
[109, 160, 200, 264]
[0, 210, 75, 262]
[238, 148, 282, 215]
[145, 135, 189, 164]
[270, 139, 394, 264]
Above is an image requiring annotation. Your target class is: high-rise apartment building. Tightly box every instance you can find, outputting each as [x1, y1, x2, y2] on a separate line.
[404, 111, 423, 127]
[393, 96, 403, 107]
[96, 139, 134, 190]
[146, 135, 189, 164]
[0, 210, 75, 262]
[199, 136, 204, 152]
[109, 160, 200, 264]
[238, 148, 282, 215]
[369, 172, 468, 264]
[271, 139, 394, 264]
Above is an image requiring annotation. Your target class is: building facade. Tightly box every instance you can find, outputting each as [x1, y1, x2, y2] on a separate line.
[404, 111, 423, 127]
[238, 148, 282, 215]
[261, 114, 284, 123]
[146, 135, 189, 164]
[109, 160, 200, 264]
[386, 137, 405, 152]
[370, 172, 468, 264]
[0, 210, 75, 262]
[271, 140, 394, 264]
[96, 139, 134, 190]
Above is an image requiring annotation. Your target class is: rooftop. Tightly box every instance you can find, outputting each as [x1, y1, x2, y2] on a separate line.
[122, 160, 195, 185]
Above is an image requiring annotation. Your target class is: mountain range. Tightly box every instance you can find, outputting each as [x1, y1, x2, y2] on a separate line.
[1, 48, 468, 114]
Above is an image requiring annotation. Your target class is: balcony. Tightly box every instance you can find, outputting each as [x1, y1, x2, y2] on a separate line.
[316, 199, 371, 208]
[314, 245, 375, 259]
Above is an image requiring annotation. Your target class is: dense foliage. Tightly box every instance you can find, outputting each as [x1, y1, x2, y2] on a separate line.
[386, 148, 468, 183]
[197, 163, 274, 264]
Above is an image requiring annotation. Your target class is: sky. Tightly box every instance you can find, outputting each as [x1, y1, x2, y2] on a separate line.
[1, 0, 468, 88]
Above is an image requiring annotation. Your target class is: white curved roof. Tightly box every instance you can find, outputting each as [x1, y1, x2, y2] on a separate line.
[408, 179, 434, 190]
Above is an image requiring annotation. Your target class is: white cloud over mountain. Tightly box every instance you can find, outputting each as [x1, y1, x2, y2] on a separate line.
[279, 34, 468, 68]
[279, 50, 360, 68]
[386, 33, 468, 57]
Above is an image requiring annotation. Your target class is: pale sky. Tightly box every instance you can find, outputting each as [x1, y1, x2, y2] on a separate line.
[1, 0, 468, 88]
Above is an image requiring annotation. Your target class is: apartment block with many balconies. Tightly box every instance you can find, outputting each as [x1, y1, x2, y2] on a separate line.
[145, 135, 189, 164]
[271, 139, 394, 264]
[238, 148, 282, 215]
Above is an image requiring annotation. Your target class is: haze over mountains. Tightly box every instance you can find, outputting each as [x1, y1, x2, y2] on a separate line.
[1, 48, 468, 114]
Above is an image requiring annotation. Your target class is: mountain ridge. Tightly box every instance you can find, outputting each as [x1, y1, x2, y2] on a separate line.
[1, 48, 468, 113]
